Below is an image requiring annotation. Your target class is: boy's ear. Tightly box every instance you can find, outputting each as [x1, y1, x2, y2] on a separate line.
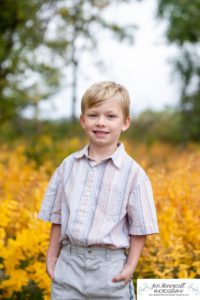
[80, 114, 85, 129]
[122, 116, 131, 132]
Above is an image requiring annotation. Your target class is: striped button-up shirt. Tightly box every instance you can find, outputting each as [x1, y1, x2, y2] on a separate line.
[38, 142, 159, 249]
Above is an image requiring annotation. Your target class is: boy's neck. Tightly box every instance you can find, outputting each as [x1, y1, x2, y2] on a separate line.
[88, 142, 119, 162]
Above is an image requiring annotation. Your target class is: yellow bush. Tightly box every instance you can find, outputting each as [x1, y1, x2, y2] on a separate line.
[0, 140, 199, 299]
[135, 144, 200, 279]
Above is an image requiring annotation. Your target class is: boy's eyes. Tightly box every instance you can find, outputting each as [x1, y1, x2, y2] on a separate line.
[88, 114, 97, 117]
[107, 114, 116, 118]
[87, 114, 117, 119]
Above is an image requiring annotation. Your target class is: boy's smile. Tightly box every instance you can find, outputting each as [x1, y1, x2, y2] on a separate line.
[80, 98, 131, 152]
[93, 130, 109, 137]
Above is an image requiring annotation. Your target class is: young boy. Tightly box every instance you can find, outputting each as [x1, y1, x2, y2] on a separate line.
[38, 81, 159, 300]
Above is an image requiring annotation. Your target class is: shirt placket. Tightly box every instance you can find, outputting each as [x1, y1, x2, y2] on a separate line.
[73, 162, 96, 242]
[88, 160, 115, 244]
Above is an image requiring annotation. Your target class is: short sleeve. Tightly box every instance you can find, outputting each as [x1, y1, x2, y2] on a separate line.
[127, 175, 159, 235]
[38, 162, 65, 224]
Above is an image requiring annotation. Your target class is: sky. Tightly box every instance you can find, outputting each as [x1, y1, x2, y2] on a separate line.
[26, 0, 180, 120]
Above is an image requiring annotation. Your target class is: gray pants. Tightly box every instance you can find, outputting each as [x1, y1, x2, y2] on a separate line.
[51, 242, 135, 300]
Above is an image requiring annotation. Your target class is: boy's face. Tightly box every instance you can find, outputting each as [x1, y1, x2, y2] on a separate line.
[80, 98, 131, 149]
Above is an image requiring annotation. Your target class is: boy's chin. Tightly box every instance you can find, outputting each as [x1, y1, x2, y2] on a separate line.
[88, 140, 118, 147]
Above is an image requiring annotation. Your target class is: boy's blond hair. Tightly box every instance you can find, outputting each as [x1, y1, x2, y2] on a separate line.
[81, 81, 130, 119]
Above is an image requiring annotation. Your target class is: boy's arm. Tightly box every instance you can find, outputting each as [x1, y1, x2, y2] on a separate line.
[112, 235, 146, 285]
[46, 223, 61, 280]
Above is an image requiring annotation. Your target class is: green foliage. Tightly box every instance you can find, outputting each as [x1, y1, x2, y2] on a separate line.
[156, 0, 200, 141]
[0, 0, 136, 125]
[180, 92, 200, 141]
[0, 0, 62, 122]
[157, 0, 200, 45]
[123, 109, 182, 144]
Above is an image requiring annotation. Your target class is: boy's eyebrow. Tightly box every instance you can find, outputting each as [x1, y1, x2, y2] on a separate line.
[87, 110, 117, 114]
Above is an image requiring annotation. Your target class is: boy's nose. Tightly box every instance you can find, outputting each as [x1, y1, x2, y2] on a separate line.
[96, 116, 106, 126]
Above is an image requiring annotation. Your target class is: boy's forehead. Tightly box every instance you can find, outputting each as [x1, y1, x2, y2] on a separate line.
[86, 97, 122, 110]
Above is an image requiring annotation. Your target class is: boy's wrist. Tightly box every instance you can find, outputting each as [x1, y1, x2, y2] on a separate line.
[124, 262, 136, 273]
[46, 255, 59, 263]
[47, 246, 61, 261]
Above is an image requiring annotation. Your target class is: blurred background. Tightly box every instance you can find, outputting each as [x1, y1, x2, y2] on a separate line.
[0, 0, 200, 299]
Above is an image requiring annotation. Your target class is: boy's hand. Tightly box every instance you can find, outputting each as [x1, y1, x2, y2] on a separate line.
[46, 256, 58, 280]
[112, 263, 134, 286]
[113, 235, 146, 285]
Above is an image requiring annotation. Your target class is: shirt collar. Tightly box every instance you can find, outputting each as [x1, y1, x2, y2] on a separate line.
[74, 142, 126, 169]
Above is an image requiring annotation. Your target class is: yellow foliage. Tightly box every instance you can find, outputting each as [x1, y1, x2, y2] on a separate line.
[0, 140, 200, 299]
